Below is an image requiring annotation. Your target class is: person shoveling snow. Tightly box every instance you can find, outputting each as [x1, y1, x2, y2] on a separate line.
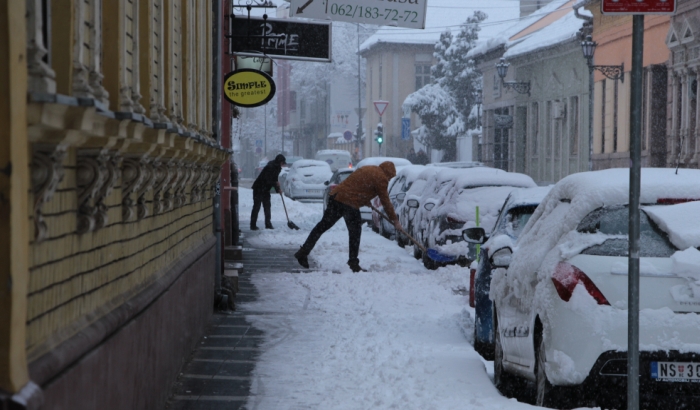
[294, 161, 403, 272]
[250, 154, 286, 230]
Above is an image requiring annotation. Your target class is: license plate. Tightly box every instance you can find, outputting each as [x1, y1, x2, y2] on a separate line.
[651, 362, 700, 382]
[305, 190, 320, 194]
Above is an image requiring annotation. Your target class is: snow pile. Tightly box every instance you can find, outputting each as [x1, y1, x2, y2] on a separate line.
[643, 201, 700, 249]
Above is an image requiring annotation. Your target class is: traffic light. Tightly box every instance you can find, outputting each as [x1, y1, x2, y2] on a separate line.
[374, 123, 384, 146]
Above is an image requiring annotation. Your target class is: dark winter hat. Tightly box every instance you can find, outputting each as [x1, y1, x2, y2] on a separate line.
[274, 154, 286, 164]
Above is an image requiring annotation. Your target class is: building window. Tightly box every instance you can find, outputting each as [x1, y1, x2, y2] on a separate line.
[600, 79, 606, 154]
[289, 91, 297, 111]
[494, 107, 509, 171]
[531, 102, 539, 156]
[415, 64, 431, 90]
[570, 96, 579, 156]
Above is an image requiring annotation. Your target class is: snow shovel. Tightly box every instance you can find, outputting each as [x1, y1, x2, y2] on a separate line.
[368, 205, 456, 263]
[279, 192, 300, 230]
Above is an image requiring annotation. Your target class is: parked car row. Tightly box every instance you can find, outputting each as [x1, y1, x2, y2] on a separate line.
[462, 167, 700, 409]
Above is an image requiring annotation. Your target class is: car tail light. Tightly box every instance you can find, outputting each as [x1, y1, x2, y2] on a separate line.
[446, 216, 466, 225]
[551, 262, 610, 305]
[469, 268, 476, 307]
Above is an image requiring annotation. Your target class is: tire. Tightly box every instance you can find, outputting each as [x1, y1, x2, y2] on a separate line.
[535, 324, 563, 408]
[494, 314, 529, 401]
[413, 243, 422, 260]
[422, 250, 439, 270]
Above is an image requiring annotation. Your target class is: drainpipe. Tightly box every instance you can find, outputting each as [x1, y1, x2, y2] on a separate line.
[213, 0, 223, 301]
[573, 2, 594, 171]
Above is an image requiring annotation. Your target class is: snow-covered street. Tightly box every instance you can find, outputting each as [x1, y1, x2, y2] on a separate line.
[237, 187, 595, 410]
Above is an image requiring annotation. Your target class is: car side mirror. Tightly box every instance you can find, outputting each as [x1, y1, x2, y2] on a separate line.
[406, 199, 419, 208]
[324, 181, 329, 186]
[489, 247, 513, 268]
[462, 227, 487, 244]
[424, 202, 435, 211]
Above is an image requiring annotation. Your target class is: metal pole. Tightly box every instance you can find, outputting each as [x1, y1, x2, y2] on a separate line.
[627, 14, 644, 410]
[588, 65, 594, 171]
[357, 23, 363, 160]
[213, 0, 223, 299]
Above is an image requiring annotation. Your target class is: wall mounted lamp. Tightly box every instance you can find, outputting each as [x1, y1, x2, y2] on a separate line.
[581, 35, 624, 82]
[495, 58, 531, 96]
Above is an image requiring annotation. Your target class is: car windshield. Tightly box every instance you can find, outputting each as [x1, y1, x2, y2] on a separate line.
[576, 205, 677, 257]
[502, 205, 537, 238]
[337, 172, 351, 183]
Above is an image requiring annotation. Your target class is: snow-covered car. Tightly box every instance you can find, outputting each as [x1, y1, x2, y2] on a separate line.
[370, 165, 426, 239]
[283, 160, 333, 201]
[399, 167, 443, 258]
[315, 149, 353, 172]
[409, 167, 537, 269]
[355, 156, 413, 223]
[278, 166, 290, 188]
[487, 168, 700, 409]
[322, 168, 354, 211]
[425, 161, 486, 169]
[463, 186, 552, 360]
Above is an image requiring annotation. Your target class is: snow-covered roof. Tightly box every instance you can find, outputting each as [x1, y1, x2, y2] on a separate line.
[360, 0, 521, 54]
[291, 159, 333, 169]
[468, 0, 589, 60]
[448, 167, 537, 189]
[505, 186, 554, 207]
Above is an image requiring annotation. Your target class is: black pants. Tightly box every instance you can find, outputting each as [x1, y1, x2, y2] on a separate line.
[300, 196, 362, 263]
[250, 189, 271, 227]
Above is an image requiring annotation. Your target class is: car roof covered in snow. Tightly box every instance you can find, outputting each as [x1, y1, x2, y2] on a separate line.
[356, 157, 412, 169]
[504, 186, 553, 208]
[291, 159, 332, 170]
[446, 167, 537, 189]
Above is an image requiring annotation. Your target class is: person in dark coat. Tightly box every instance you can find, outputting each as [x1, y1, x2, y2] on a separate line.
[250, 154, 286, 230]
[294, 161, 402, 272]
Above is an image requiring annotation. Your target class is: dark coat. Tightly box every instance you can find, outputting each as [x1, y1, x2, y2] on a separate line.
[252, 160, 283, 193]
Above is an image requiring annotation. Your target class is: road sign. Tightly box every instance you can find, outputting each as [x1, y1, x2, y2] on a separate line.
[255, 147, 262, 154]
[343, 130, 353, 141]
[401, 118, 411, 141]
[289, 0, 428, 29]
[255, 139, 263, 148]
[602, 0, 675, 15]
[374, 100, 389, 117]
[228, 16, 331, 63]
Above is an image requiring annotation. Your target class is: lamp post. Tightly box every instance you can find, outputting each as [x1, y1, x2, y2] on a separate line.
[580, 34, 624, 171]
[496, 58, 531, 96]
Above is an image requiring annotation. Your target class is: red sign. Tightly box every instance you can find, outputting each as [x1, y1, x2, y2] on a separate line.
[602, 0, 676, 15]
[374, 100, 389, 117]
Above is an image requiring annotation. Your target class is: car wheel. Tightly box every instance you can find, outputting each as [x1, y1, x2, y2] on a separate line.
[494, 314, 528, 401]
[535, 323, 564, 408]
[413, 243, 422, 260]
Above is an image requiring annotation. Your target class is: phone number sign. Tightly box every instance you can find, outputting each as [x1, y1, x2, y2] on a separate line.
[602, 0, 675, 15]
[290, 0, 427, 29]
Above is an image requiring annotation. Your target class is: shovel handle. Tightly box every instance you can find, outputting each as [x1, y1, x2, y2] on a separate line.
[368, 204, 426, 253]
[279, 192, 290, 222]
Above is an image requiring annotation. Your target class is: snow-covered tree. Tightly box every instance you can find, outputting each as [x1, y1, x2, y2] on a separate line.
[403, 11, 486, 161]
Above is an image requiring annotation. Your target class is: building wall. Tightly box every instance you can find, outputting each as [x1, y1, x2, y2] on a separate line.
[2, 0, 227, 407]
[363, 44, 433, 159]
[586, 1, 670, 169]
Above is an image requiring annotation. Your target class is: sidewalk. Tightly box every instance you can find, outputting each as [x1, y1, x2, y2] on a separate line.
[164, 226, 307, 409]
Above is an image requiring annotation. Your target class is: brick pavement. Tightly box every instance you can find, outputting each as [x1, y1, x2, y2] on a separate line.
[164, 227, 310, 409]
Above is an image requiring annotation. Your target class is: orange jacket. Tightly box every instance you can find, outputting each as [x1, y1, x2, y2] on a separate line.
[331, 161, 398, 222]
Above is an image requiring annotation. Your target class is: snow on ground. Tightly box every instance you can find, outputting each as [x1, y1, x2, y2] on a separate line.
[237, 186, 595, 410]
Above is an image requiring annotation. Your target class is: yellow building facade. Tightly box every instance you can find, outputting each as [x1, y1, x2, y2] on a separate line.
[1, 1, 227, 408]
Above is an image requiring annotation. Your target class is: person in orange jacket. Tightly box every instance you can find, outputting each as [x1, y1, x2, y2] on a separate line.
[294, 161, 402, 272]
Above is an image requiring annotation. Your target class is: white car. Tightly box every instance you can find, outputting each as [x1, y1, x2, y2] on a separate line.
[485, 168, 700, 409]
[283, 160, 333, 201]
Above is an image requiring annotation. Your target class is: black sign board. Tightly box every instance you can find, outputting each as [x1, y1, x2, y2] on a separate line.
[228, 16, 332, 63]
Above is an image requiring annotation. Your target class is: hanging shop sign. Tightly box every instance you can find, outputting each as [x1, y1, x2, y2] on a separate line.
[223, 69, 276, 108]
[602, 0, 675, 15]
[228, 16, 331, 63]
[289, 0, 428, 29]
[233, 55, 273, 76]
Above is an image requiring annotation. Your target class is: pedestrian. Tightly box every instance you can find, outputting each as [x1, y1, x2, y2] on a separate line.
[250, 154, 286, 230]
[415, 149, 429, 165]
[406, 148, 417, 164]
[294, 161, 402, 272]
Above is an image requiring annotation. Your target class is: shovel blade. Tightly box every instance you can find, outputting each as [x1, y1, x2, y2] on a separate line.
[426, 248, 456, 263]
[288, 221, 300, 230]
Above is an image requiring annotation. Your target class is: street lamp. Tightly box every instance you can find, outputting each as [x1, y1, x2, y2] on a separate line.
[496, 58, 531, 96]
[581, 35, 624, 82]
